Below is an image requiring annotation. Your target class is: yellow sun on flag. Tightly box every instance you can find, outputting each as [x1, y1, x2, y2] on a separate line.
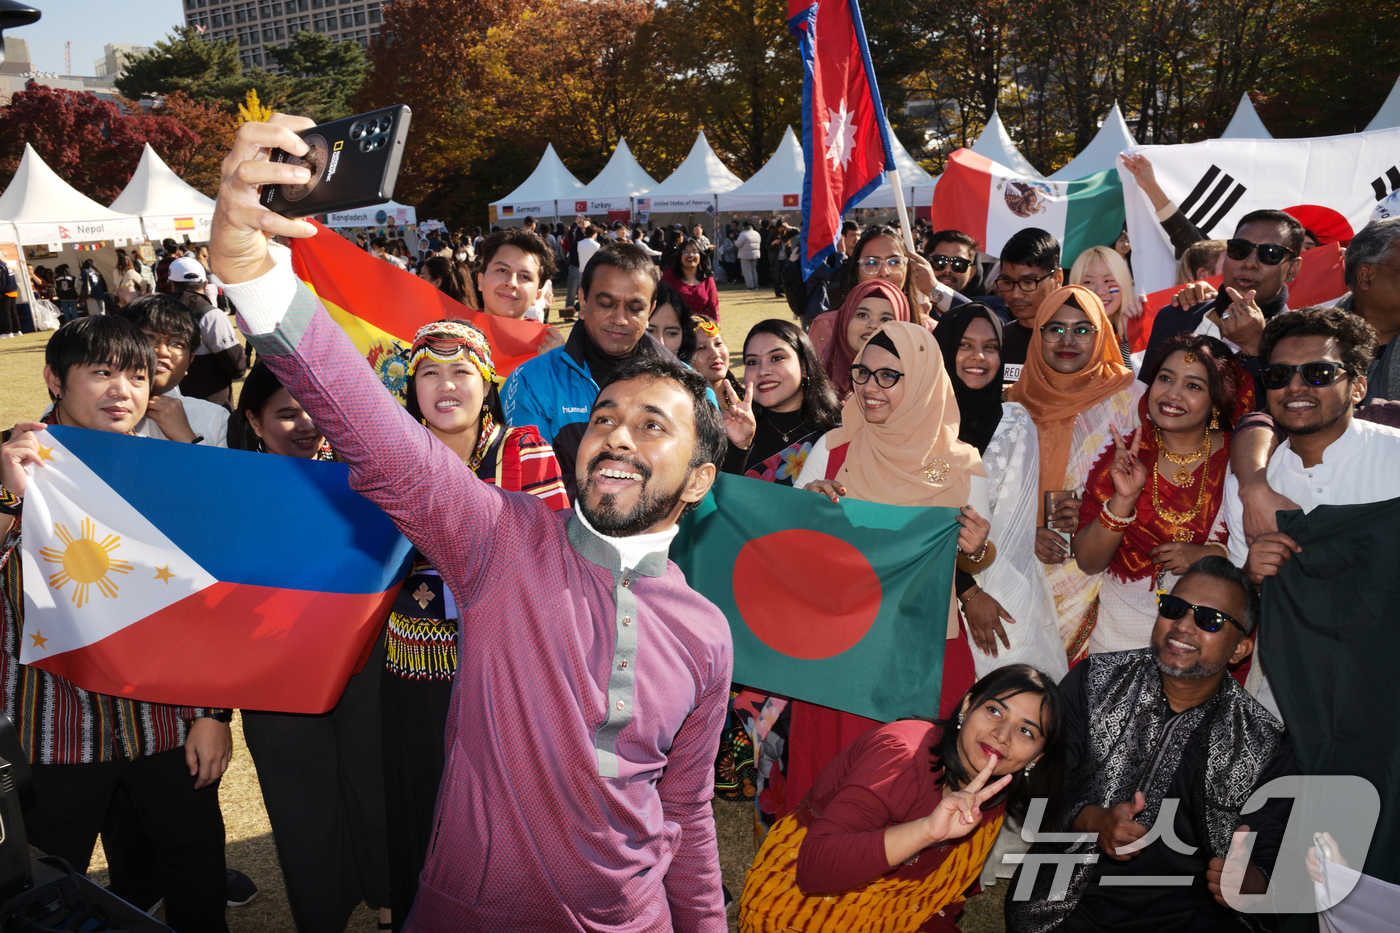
[39, 518, 133, 608]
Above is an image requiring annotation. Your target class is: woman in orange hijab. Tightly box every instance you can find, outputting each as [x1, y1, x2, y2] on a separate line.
[1007, 285, 1142, 659]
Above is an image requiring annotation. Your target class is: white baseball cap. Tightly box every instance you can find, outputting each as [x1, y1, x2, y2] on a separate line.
[169, 256, 207, 283]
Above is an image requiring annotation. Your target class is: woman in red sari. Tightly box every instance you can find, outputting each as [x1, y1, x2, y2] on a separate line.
[1070, 333, 1254, 661]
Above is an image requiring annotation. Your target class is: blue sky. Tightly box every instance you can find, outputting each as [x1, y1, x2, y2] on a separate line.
[7, 1, 187, 75]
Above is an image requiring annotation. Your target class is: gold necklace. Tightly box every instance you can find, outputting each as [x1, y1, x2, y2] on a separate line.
[1151, 430, 1211, 542]
[1154, 425, 1210, 484]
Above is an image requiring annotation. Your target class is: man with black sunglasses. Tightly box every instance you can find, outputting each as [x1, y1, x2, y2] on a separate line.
[1007, 556, 1294, 933]
[1142, 210, 1305, 393]
[1221, 306, 1400, 713]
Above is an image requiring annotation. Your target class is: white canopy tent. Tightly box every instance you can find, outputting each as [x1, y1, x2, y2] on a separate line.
[576, 138, 658, 214]
[642, 131, 743, 212]
[1367, 76, 1400, 132]
[489, 143, 586, 220]
[858, 130, 939, 209]
[325, 201, 418, 228]
[717, 126, 803, 212]
[970, 108, 1044, 179]
[109, 144, 217, 242]
[1050, 103, 1138, 180]
[0, 143, 143, 246]
[1220, 93, 1274, 139]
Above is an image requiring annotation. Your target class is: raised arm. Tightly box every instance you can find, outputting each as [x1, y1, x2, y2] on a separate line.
[209, 117, 501, 583]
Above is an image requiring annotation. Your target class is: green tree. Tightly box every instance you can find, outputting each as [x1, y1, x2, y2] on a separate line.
[114, 26, 289, 112]
[265, 30, 367, 122]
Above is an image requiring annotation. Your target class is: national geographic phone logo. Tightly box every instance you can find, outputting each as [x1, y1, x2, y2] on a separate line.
[326, 140, 345, 182]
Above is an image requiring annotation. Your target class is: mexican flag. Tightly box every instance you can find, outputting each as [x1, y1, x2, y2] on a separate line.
[930, 148, 1124, 261]
[288, 221, 549, 398]
[671, 473, 959, 722]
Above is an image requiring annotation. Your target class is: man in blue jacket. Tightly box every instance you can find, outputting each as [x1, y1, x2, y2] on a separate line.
[504, 243, 698, 492]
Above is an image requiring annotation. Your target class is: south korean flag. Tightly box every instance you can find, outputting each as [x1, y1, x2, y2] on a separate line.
[1119, 125, 1400, 293]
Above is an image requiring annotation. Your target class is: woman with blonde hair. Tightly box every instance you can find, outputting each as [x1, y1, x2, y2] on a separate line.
[1069, 245, 1136, 366]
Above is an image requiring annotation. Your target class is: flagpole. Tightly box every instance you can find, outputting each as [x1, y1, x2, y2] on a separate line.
[887, 167, 917, 253]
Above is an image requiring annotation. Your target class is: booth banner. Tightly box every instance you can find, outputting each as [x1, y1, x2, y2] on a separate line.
[495, 201, 555, 219]
[1121, 125, 1400, 294]
[326, 204, 418, 228]
[142, 214, 213, 241]
[647, 195, 717, 211]
[11, 217, 144, 246]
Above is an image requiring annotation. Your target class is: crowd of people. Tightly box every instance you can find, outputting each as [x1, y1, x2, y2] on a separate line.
[0, 116, 1397, 933]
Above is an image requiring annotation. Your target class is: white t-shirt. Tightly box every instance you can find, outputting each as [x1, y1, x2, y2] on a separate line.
[578, 238, 602, 271]
[134, 385, 231, 447]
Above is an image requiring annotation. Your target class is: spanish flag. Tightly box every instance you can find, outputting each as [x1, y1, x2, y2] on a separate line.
[289, 221, 549, 394]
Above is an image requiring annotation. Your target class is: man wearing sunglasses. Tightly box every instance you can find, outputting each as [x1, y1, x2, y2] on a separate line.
[925, 228, 1011, 320]
[1008, 556, 1295, 933]
[1220, 307, 1400, 710]
[1142, 210, 1305, 390]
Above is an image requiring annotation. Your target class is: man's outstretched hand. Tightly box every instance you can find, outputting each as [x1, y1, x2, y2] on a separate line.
[210, 115, 320, 286]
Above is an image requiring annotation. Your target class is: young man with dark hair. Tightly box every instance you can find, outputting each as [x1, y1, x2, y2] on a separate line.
[1142, 209, 1305, 386]
[168, 256, 248, 408]
[0, 316, 233, 931]
[503, 244, 715, 482]
[992, 227, 1063, 384]
[925, 228, 1009, 319]
[475, 227, 558, 320]
[156, 238, 183, 294]
[1222, 306, 1400, 713]
[117, 294, 231, 447]
[208, 115, 737, 932]
[1008, 556, 1294, 933]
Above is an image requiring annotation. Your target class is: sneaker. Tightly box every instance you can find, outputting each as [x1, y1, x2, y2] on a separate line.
[226, 869, 258, 907]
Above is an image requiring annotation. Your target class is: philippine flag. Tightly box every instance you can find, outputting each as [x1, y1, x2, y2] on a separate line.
[20, 426, 413, 714]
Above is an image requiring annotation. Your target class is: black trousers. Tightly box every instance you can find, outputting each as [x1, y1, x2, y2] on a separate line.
[241, 633, 390, 933]
[0, 295, 18, 334]
[380, 669, 452, 932]
[27, 747, 228, 933]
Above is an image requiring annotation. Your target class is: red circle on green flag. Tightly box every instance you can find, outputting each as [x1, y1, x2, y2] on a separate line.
[732, 530, 881, 659]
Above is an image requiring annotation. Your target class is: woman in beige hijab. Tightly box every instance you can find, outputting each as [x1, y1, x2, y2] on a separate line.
[786, 320, 998, 815]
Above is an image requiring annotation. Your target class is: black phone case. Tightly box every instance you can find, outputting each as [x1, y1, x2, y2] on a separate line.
[261, 105, 412, 218]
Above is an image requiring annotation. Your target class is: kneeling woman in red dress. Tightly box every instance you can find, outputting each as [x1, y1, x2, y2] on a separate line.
[739, 664, 1065, 932]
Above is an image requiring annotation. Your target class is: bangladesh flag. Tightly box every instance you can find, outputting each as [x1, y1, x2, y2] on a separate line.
[930, 148, 1124, 260]
[671, 473, 959, 722]
[1261, 496, 1400, 885]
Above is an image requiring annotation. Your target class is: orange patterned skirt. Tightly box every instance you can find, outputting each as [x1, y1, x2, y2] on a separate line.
[738, 811, 1003, 933]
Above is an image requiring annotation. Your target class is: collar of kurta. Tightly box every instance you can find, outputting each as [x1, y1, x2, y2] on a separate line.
[566, 512, 669, 578]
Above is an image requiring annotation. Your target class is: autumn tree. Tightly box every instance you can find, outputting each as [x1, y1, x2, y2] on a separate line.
[0, 82, 198, 203]
[650, 0, 801, 176]
[152, 91, 239, 197]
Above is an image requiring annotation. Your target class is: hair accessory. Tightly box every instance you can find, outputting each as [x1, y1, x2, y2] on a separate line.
[1182, 350, 1199, 365]
[692, 316, 720, 337]
[406, 320, 500, 386]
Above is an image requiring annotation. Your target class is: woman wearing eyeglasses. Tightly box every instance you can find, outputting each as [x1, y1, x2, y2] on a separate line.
[661, 236, 720, 322]
[833, 225, 940, 328]
[1069, 334, 1254, 663]
[1008, 286, 1143, 661]
[809, 279, 911, 398]
[786, 320, 995, 817]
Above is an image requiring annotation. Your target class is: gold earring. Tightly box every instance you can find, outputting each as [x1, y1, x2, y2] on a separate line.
[1209, 408, 1219, 431]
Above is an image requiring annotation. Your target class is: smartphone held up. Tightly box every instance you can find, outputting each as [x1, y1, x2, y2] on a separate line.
[261, 105, 412, 218]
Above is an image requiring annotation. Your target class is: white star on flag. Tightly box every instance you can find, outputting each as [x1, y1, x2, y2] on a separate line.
[825, 100, 858, 170]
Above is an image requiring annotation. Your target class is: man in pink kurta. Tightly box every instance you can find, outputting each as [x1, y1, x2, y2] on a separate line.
[212, 117, 735, 933]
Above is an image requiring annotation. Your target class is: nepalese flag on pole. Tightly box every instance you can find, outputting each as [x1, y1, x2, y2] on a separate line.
[670, 473, 959, 722]
[931, 148, 1125, 265]
[19, 426, 413, 714]
[288, 220, 550, 398]
[789, 0, 896, 279]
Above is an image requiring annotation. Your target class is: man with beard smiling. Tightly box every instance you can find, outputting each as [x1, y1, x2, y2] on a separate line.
[1221, 306, 1400, 717]
[209, 115, 735, 933]
[1141, 210, 1305, 394]
[1007, 557, 1295, 933]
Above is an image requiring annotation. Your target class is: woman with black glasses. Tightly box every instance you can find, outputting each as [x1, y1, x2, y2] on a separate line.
[1070, 334, 1254, 663]
[832, 225, 940, 327]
